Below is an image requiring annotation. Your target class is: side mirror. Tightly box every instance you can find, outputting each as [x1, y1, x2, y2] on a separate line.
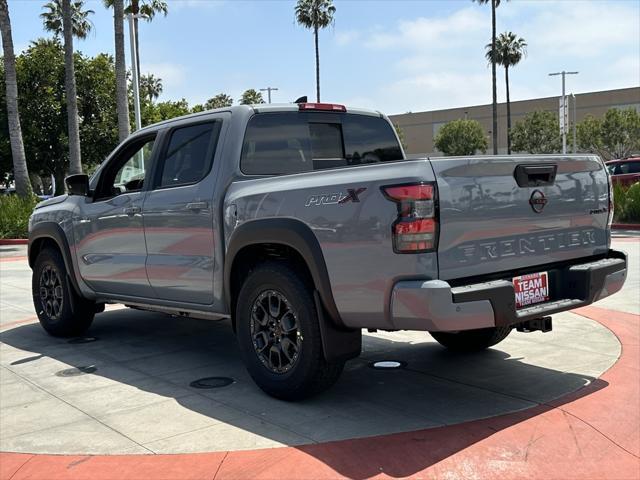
[65, 174, 90, 196]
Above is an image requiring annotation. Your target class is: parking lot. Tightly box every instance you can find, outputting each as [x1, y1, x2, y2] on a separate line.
[0, 233, 638, 478]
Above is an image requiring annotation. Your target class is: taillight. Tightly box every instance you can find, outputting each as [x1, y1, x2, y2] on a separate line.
[382, 182, 438, 253]
[298, 103, 347, 112]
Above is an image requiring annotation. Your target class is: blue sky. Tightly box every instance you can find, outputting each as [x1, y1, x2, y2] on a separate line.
[9, 0, 640, 115]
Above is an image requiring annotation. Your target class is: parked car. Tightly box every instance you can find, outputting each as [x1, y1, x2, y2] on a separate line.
[28, 103, 627, 400]
[606, 157, 640, 187]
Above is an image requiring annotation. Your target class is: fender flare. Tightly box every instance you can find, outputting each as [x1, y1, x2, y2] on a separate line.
[224, 217, 361, 361]
[28, 222, 82, 296]
[224, 218, 340, 324]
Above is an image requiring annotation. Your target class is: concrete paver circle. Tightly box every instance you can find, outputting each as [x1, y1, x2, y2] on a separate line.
[0, 307, 620, 455]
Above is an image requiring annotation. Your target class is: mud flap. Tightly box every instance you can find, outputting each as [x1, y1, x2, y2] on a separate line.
[314, 291, 362, 363]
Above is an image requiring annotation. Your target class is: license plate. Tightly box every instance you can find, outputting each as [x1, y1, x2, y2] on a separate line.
[513, 272, 550, 309]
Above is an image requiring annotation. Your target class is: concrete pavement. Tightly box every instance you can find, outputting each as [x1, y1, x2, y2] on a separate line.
[0, 235, 638, 475]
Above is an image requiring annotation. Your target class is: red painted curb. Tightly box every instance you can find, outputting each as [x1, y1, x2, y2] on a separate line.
[0, 256, 28, 263]
[0, 307, 638, 480]
[0, 238, 28, 245]
[612, 223, 640, 230]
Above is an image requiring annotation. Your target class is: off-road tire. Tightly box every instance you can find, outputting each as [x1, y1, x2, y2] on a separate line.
[430, 326, 512, 352]
[235, 261, 344, 400]
[32, 247, 95, 337]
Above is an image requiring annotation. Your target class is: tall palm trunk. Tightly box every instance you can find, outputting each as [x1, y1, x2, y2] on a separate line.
[490, 0, 498, 154]
[505, 65, 511, 154]
[0, 0, 33, 198]
[113, 0, 130, 142]
[314, 24, 320, 102]
[62, 0, 82, 175]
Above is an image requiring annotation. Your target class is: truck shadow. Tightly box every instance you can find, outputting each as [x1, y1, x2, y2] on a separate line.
[0, 309, 612, 477]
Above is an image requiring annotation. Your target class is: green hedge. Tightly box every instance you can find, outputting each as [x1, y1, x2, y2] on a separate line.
[0, 195, 39, 239]
[613, 183, 640, 224]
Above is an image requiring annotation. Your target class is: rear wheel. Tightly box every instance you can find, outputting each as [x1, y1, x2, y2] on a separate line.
[235, 261, 344, 400]
[430, 326, 512, 352]
[32, 247, 95, 337]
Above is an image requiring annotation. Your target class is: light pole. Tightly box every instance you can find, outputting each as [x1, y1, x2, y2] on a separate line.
[571, 93, 577, 154]
[260, 87, 279, 104]
[127, 13, 143, 131]
[549, 70, 578, 154]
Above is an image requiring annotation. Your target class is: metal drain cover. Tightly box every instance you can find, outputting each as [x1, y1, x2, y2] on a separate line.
[369, 360, 407, 370]
[190, 377, 234, 389]
[68, 337, 98, 344]
[55, 365, 97, 377]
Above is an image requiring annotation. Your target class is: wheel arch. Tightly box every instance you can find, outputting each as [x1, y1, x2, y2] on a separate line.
[224, 218, 341, 325]
[224, 218, 361, 362]
[29, 222, 82, 296]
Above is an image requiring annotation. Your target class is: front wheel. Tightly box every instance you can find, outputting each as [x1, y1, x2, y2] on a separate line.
[430, 326, 512, 352]
[235, 261, 344, 400]
[32, 247, 95, 337]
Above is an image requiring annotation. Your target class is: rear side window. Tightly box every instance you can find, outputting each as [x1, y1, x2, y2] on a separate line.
[240, 112, 402, 175]
[343, 115, 403, 165]
[618, 162, 640, 174]
[157, 121, 222, 188]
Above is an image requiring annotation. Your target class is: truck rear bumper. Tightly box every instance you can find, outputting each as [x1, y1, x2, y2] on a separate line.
[390, 249, 627, 332]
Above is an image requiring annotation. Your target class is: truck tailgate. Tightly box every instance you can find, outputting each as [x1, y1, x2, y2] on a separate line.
[430, 155, 610, 281]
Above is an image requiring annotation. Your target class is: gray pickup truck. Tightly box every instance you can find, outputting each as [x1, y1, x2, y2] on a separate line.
[28, 102, 627, 399]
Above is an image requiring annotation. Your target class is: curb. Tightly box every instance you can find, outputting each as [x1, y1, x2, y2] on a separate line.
[612, 223, 640, 231]
[0, 239, 28, 245]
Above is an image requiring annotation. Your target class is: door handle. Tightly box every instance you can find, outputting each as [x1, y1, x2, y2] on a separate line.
[124, 206, 141, 216]
[186, 201, 208, 211]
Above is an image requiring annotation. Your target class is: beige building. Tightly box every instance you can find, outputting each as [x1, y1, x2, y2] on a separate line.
[389, 87, 640, 156]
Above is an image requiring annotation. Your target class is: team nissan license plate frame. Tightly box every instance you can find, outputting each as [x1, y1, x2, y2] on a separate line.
[513, 271, 550, 309]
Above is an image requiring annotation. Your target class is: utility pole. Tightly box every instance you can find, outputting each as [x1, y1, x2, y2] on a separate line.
[128, 13, 142, 131]
[260, 87, 279, 104]
[549, 71, 578, 154]
[571, 93, 577, 154]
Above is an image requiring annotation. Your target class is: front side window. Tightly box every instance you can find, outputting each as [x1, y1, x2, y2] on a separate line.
[240, 112, 403, 175]
[157, 121, 221, 188]
[96, 137, 155, 199]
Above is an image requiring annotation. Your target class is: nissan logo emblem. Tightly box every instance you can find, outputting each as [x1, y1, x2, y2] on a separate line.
[529, 190, 548, 213]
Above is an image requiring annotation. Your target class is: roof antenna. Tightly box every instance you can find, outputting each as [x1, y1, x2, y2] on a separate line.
[294, 96, 307, 104]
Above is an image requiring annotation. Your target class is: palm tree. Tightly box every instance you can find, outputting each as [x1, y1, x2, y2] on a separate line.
[104, 0, 167, 89]
[486, 32, 526, 154]
[140, 73, 162, 103]
[42, 0, 93, 176]
[60, 0, 83, 175]
[129, 0, 167, 79]
[205, 93, 233, 110]
[109, 0, 130, 141]
[40, 0, 94, 39]
[0, 0, 33, 197]
[473, 0, 508, 155]
[295, 0, 336, 102]
[239, 89, 264, 105]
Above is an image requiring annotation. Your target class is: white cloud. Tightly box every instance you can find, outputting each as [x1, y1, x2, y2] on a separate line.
[140, 62, 187, 99]
[337, 0, 639, 114]
[364, 8, 485, 50]
[516, 1, 639, 58]
[167, 0, 226, 11]
[335, 30, 360, 46]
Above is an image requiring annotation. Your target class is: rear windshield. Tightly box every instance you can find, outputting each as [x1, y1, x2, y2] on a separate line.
[241, 112, 403, 175]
